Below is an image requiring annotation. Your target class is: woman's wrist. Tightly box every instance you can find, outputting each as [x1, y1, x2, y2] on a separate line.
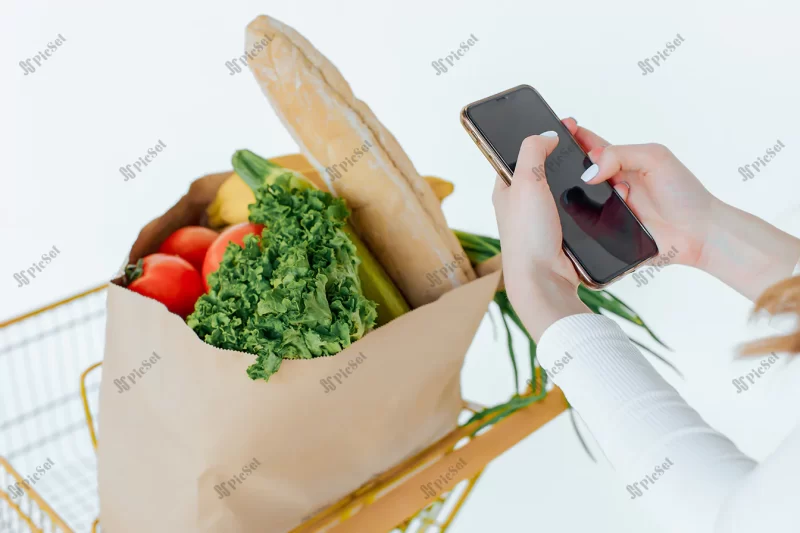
[506, 268, 590, 343]
[697, 200, 800, 301]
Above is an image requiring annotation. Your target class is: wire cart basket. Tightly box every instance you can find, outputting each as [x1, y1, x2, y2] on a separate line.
[0, 287, 106, 532]
[0, 285, 566, 533]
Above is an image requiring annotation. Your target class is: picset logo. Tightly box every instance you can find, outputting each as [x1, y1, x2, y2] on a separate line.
[431, 34, 480, 76]
[638, 33, 686, 75]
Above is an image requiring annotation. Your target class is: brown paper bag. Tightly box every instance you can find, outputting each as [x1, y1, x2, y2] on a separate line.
[97, 171, 503, 533]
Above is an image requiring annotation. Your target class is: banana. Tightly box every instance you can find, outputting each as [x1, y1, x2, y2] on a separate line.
[207, 168, 455, 230]
[206, 172, 254, 229]
[423, 175, 455, 203]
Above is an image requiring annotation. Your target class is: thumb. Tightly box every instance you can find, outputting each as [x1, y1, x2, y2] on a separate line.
[581, 143, 673, 184]
[512, 131, 561, 187]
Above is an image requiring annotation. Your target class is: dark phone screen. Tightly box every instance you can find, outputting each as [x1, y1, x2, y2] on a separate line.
[467, 86, 658, 285]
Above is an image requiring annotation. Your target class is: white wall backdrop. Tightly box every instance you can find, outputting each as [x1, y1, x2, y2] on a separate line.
[2, 0, 799, 531]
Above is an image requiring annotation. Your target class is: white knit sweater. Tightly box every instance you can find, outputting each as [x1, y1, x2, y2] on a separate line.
[537, 272, 800, 532]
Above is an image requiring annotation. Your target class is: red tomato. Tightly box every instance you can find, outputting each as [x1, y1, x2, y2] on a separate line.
[158, 226, 219, 272]
[125, 254, 205, 318]
[202, 222, 265, 291]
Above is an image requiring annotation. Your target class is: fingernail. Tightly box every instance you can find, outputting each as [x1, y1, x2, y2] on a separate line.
[540, 131, 558, 138]
[580, 164, 599, 182]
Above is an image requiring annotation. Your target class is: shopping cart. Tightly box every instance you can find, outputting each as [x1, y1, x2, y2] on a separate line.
[0, 286, 106, 532]
[0, 285, 567, 533]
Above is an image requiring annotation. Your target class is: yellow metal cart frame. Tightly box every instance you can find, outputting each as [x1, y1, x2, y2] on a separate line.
[0, 284, 566, 533]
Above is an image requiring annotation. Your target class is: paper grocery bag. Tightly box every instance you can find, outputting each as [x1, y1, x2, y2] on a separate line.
[97, 170, 503, 533]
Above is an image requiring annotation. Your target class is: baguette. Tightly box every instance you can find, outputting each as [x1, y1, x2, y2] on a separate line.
[245, 15, 476, 308]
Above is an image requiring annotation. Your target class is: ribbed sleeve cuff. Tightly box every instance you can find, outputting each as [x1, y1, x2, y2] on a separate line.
[537, 313, 627, 368]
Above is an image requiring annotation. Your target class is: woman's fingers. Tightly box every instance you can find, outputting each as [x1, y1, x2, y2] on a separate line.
[614, 181, 630, 201]
[513, 133, 561, 186]
[492, 173, 507, 203]
[581, 143, 672, 185]
[562, 117, 578, 135]
[563, 121, 617, 183]
[573, 125, 610, 153]
[559, 117, 610, 154]
[494, 132, 559, 206]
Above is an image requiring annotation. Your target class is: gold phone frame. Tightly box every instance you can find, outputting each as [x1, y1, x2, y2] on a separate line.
[460, 84, 658, 290]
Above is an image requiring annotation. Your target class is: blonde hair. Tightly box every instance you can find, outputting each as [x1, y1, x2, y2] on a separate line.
[741, 276, 800, 356]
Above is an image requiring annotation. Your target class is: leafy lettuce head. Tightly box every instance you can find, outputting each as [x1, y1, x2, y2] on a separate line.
[187, 173, 377, 382]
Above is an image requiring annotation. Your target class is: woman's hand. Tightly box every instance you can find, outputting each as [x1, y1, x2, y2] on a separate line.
[493, 132, 589, 342]
[566, 119, 800, 301]
[563, 119, 716, 269]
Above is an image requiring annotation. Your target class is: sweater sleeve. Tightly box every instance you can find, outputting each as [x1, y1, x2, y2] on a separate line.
[537, 314, 758, 533]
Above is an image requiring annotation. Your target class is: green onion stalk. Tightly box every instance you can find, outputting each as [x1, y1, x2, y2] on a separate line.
[454, 230, 678, 458]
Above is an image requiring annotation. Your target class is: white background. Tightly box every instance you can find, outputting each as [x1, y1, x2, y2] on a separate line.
[2, 0, 800, 531]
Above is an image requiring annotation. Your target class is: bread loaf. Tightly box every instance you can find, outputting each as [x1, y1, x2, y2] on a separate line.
[245, 15, 476, 308]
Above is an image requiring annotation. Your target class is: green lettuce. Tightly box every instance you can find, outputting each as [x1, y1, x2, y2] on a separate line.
[187, 173, 377, 382]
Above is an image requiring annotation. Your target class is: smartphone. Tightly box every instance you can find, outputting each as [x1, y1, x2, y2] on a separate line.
[461, 84, 658, 289]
